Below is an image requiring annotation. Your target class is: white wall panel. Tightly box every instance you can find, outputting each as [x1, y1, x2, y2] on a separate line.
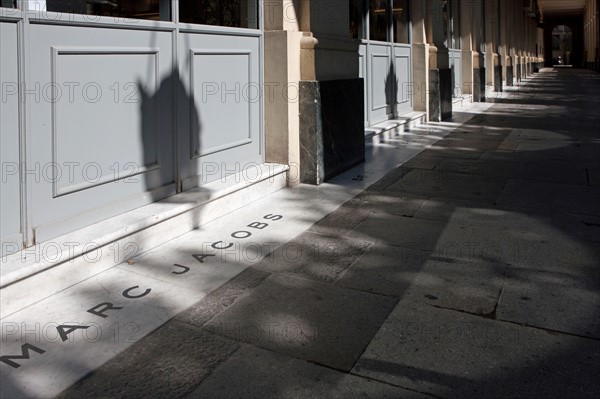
[0, 20, 23, 255]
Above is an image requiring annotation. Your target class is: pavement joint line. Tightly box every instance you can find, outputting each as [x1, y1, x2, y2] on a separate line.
[586, 168, 591, 186]
[424, 302, 600, 342]
[346, 370, 446, 399]
[331, 281, 404, 300]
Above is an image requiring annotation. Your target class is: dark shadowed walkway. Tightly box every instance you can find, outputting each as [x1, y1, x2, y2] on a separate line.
[61, 68, 600, 399]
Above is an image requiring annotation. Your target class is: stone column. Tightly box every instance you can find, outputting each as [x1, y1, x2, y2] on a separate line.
[278, 0, 365, 185]
[459, 0, 473, 97]
[263, 0, 305, 182]
[514, 0, 524, 82]
[499, 0, 510, 86]
[411, 0, 430, 116]
[473, 0, 486, 100]
[461, 0, 485, 102]
[426, 0, 452, 120]
[485, 0, 502, 92]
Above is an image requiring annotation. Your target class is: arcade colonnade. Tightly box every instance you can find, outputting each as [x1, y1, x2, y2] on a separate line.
[0, 0, 549, 258]
[264, 0, 545, 177]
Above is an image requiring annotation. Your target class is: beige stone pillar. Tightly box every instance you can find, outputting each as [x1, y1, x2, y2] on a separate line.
[461, 0, 485, 101]
[263, 0, 306, 182]
[411, 0, 430, 116]
[514, 0, 524, 81]
[460, 1, 473, 96]
[425, 0, 452, 120]
[484, 0, 501, 91]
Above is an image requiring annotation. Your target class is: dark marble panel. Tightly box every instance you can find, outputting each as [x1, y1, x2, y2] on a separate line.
[439, 68, 452, 121]
[320, 79, 365, 181]
[494, 65, 503, 92]
[473, 67, 486, 102]
[428, 69, 441, 122]
[299, 81, 325, 185]
[506, 66, 514, 86]
[299, 79, 365, 185]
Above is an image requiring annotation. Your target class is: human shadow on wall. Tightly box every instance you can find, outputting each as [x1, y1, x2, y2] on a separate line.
[385, 62, 399, 117]
[138, 71, 202, 203]
[137, 26, 207, 208]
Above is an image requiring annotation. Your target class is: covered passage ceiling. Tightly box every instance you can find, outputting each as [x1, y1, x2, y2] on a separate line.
[538, 0, 587, 17]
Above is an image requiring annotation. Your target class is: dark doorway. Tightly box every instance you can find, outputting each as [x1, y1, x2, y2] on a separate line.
[552, 25, 573, 66]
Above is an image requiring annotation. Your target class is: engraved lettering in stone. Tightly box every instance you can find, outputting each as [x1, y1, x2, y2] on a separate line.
[87, 303, 124, 318]
[212, 241, 234, 250]
[192, 254, 216, 263]
[172, 264, 190, 275]
[122, 286, 151, 299]
[56, 325, 90, 342]
[231, 231, 252, 239]
[0, 343, 46, 368]
[248, 222, 269, 230]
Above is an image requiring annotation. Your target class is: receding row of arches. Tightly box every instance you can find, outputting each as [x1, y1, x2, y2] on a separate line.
[543, 16, 584, 67]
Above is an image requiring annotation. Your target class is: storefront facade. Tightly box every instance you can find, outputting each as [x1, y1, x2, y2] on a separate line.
[1, 0, 547, 261]
[1, 1, 264, 254]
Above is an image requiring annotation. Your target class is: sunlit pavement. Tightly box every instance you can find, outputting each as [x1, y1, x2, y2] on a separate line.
[10, 68, 600, 398]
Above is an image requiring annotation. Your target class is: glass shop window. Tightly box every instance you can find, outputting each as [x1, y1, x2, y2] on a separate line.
[450, 0, 461, 49]
[179, 0, 258, 29]
[392, 0, 408, 44]
[46, 0, 170, 21]
[1, 0, 15, 7]
[369, 0, 388, 42]
[350, 0, 365, 39]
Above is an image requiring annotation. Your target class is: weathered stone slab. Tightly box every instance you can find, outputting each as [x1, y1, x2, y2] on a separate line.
[402, 259, 507, 315]
[385, 169, 506, 202]
[497, 179, 600, 216]
[497, 268, 600, 339]
[353, 300, 600, 398]
[189, 344, 429, 399]
[205, 274, 397, 371]
[254, 231, 372, 283]
[59, 321, 240, 399]
[176, 268, 271, 328]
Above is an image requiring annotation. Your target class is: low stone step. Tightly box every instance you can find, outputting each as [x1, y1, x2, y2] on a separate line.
[0, 164, 288, 318]
[365, 112, 426, 145]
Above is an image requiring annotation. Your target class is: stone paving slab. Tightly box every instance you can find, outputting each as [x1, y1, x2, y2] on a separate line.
[349, 213, 599, 276]
[59, 321, 240, 399]
[401, 259, 507, 315]
[385, 169, 507, 202]
[446, 128, 514, 142]
[357, 192, 427, 218]
[353, 300, 600, 399]
[347, 214, 447, 250]
[414, 197, 600, 244]
[254, 231, 372, 283]
[496, 179, 600, 216]
[176, 268, 271, 328]
[480, 148, 600, 168]
[308, 197, 372, 236]
[417, 146, 483, 160]
[433, 137, 519, 152]
[430, 157, 589, 186]
[336, 244, 506, 316]
[205, 273, 398, 371]
[402, 155, 443, 170]
[497, 268, 600, 339]
[588, 168, 600, 186]
[335, 243, 424, 296]
[188, 344, 430, 399]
